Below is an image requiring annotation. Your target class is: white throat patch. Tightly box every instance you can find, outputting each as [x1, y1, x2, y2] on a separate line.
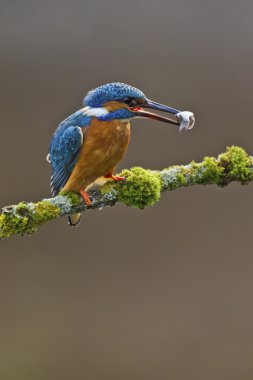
[82, 106, 109, 117]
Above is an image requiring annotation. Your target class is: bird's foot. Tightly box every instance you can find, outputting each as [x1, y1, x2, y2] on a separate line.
[79, 190, 91, 206]
[105, 174, 126, 183]
[112, 175, 125, 182]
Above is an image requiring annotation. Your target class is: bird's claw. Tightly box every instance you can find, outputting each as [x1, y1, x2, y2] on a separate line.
[105, 174, 126, 184]
[112, 175, 125, 182]
[79, 190, 92, 206]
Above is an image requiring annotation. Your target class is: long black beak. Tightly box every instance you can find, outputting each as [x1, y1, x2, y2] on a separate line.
[130, 99, 181, 126]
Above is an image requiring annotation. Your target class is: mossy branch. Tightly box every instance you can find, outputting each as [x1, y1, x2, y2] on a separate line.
[1, 146, 253, 239]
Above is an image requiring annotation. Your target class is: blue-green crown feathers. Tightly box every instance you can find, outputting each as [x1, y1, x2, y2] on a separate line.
[83, 82, 145, 107]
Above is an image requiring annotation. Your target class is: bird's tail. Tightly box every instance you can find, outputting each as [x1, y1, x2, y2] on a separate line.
[68, 213, 81, 227]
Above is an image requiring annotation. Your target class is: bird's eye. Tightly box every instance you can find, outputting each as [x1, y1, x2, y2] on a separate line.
[122, 97, 138, 107]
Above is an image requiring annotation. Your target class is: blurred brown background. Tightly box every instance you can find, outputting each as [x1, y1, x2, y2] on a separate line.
[1, 0, 253, 379]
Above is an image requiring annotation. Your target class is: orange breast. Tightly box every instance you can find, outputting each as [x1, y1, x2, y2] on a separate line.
[63, 119, 130, 192]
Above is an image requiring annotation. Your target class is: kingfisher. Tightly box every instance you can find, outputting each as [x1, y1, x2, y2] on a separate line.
[47, 82, 195, 226]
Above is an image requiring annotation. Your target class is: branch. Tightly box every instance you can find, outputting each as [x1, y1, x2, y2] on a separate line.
[1, 146, 252, 239]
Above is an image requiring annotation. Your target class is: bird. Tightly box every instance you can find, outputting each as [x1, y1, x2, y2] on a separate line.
[47, 82, 195, 226]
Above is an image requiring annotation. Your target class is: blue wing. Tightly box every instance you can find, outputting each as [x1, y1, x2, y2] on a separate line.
[48, 109, 92, 196]
[49, 125, 83, 196]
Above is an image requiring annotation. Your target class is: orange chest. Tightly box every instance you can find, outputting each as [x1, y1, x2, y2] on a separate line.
[70, 119, 130, 178]
[81, 119, 131, 161]
[85, 119, 130, 144]
[64, 120, 131, 191]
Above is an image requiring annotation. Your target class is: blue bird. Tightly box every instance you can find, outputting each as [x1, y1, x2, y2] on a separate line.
[47, 82, 195, 226]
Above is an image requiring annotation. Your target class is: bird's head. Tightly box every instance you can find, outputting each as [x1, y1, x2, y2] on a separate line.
[83, 82, 194, 129]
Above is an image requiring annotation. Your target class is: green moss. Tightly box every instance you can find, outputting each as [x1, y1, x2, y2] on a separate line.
[16, 202, 31, 217]
[186, 161, 201, 183]
[218, 146, 253, 184]
[0, 200, 60, 238]
[0, 213, 28, 238]
[0, 202, 32, 238]
[176, 171, 188, 186]
[34, 201, 60, 224]
[100, 181, 116, 195]
[59, 190, 82, 207]
[201, 156, 224, 184]
[117, 167, 161, 209]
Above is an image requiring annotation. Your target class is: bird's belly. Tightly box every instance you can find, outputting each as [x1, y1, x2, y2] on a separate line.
[64, 120, 130, 191]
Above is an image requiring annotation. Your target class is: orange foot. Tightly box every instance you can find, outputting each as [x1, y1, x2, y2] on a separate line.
[79, 190, 91, 206]
[105, 174, 125, 182]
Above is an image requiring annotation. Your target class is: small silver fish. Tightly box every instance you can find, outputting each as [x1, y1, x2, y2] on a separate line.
[176, 111, 195, 132]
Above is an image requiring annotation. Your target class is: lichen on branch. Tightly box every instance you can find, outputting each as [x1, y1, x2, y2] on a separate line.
[1, 146, 252, 239]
